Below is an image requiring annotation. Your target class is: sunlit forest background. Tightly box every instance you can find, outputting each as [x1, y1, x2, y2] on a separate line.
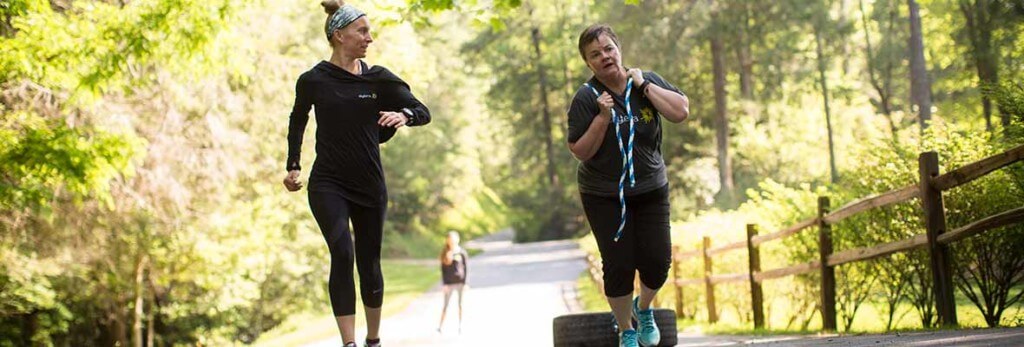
[2, 0, 1023, 345]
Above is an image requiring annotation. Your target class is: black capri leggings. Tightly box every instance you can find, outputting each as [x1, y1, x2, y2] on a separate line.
[581, 184, 672, 298]
[308, 191, 385, 316]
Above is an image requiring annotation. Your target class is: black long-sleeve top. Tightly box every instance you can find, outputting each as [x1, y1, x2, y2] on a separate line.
[287, 60, 430, 206]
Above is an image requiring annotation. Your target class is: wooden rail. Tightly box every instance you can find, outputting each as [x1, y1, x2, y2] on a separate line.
[750, 218, 817, 246]
[932, 145, 1024, 191]
[752, 261, 820, 282]
[674, 278, 704, 286]
[822, 185, 919, 225]
[674, 249, 702, 261]
[937, 207, 1024, 244]
[663, 144, 1024, 330]
[709, 273, 747, 285]
[827, 234, 928, 267]
[706, 240, 747, 256]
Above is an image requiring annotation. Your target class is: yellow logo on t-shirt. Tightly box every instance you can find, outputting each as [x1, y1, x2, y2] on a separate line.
[641, 107, 655, 123]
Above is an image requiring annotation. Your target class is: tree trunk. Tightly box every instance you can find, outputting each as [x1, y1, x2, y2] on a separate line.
[132, 255, 149, 347]
[109, 309, 129, 347]
[710, 30, 735, 203]
[908, 0, 933, 133]
[883, 5, 900, 130]
[148, 277, 168, 347]
[22, 311, 39, 347]
[859, 0, 900, 142]
[839, 0, 852, 75]
[531, 25, 566, 239]
[814, 25, 840, 184]
[146, 300, 154, 347]
[736, 5, 754, 100]
[530, 26, 559, 191]
[1, 13, 14, 37]
[961, 0, 1000, 132]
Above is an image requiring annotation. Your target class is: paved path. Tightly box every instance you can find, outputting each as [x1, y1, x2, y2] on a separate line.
[305, 229, 587, 347]
[677, 327, 1024, 346]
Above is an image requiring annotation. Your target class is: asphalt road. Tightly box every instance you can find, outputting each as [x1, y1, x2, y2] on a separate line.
[306, 229, 588, 347]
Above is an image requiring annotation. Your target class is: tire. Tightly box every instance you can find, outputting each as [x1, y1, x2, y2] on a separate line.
[552, 309, 678, 347]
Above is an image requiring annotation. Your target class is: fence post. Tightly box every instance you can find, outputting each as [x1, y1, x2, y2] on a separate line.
[919, 151, 958, 327]
[746, 224, 765, 329]
[818, 196, 837, 332]
[672, 245, 684, 317]
[702, 236, 718, 323]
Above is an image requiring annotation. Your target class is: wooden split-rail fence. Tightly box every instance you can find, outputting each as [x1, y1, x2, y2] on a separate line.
[585, 145, 1024, 331]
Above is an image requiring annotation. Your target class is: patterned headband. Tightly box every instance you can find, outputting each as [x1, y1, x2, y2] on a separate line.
[324, 5, 366, 40]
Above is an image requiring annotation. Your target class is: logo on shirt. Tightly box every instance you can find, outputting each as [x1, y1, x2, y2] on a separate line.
[614, 115, 641, 124]
[358, 93, 377, 99]
[641, 107, 655, 123]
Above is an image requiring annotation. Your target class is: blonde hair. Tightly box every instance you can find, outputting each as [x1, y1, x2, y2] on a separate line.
[440, 231, 461, 266]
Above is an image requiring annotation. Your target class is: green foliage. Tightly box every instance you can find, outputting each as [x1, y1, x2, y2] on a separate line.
[931, 126, 1024, 327]
[0, 0, 235, 103]
[985, 81, 1024, 139]
[399, 0, 521, 30]
[3, 0, 515, 343]
[663, 125, 1024, 331]
[0, 112, 138, 211]
[460, 1, 594, 241]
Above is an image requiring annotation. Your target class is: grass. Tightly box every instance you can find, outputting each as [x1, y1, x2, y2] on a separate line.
[383, 231, 485, 258]
[581, 274, 1019, 337]
[252, 259, 440, 346]
[664, 286, 1024, 336]
[382, 232, 442, 258]
[678, 285, 1024, 332]
[577, 271, 608, 312]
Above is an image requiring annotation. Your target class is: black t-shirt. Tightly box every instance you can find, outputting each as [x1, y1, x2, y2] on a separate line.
[566, 71, 683, 197]
[287, 60, 430, 206]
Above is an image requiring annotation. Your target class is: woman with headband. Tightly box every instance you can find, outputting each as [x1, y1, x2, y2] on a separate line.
[566, 24, 689, 347]
[282, 1, 431, 346]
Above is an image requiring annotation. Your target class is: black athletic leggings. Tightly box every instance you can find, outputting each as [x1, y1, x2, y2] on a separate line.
[580, 184, 672, 298]
[308, 191, 385, 316]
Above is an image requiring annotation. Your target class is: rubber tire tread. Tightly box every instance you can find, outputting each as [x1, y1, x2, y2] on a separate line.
[552, 309, 677, 347]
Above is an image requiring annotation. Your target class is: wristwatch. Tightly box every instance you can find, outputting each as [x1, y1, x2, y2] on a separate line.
[401, 108, 415, 125]
[639, 80, 652, 95]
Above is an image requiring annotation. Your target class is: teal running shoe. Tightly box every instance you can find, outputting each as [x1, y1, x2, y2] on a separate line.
[619, 329, 639, 347]
[632, 297, 661, 346]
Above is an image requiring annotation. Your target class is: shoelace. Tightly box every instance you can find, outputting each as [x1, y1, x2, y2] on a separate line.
[583, 77, 636, 242]
[621, 329, 638, 345]
[639, 310, 656, 330]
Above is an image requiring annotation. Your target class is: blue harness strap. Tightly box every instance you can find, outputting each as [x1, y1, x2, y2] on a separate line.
[583, 78, 636, 242]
